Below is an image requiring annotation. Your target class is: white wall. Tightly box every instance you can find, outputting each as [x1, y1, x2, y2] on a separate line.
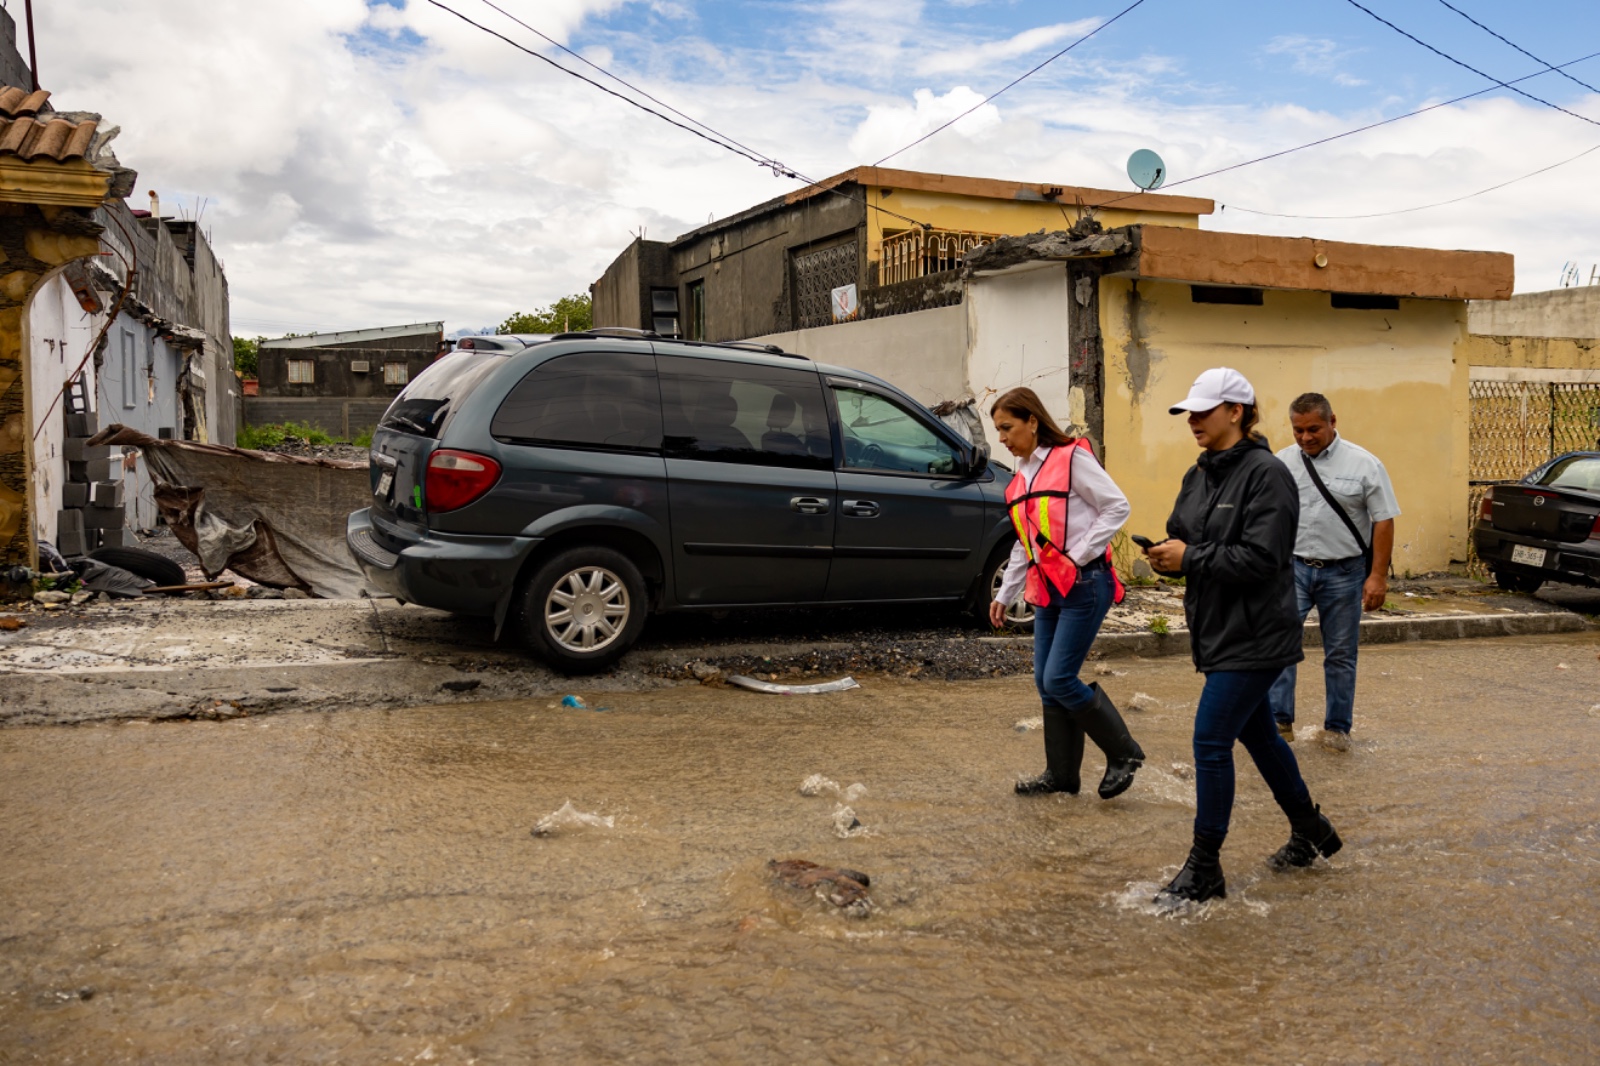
[27, 275, 101, 547]
[966, 265, 1075, 461]
[751, 303, 969, 405]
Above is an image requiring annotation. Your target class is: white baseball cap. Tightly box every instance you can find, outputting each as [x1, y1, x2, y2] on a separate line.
[1168, 367, 1256, 414]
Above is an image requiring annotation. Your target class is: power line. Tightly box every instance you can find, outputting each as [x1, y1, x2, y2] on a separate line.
[1340, 0, 1600, 128]
[1092, 47, 1600, 209]
[1435, 0, 1600, 94]
[872, 0, 1152, 167]
[1220, 139, 1600, 220]
[424, 0, 939, 232]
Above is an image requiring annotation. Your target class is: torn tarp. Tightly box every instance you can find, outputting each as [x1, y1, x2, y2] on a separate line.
[87, 425, 376, 599]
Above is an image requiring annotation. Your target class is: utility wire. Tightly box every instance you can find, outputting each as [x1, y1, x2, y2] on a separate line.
[425, 0, 938, 231]
[1092, 48, 1600, 209]
[872, 0, 1152, 167]
[1436, 0, 1600, 94]
[1341, 0, 1600, 128]
[1220, 139, 1600, 220]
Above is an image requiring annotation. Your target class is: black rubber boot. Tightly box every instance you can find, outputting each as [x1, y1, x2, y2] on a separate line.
[1015, 705, 1085, 795]
[1156, 834, 1227, 904]
[1267, 803, 1343, 871]
[1075, 683, 1145, 799]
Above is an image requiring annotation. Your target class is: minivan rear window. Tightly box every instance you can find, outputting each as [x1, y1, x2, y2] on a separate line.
[379, 351, 505, 438]
[491, 352, 662, 452]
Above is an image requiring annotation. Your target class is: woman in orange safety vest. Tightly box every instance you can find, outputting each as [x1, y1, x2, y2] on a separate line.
[989, 387, 1145, 800]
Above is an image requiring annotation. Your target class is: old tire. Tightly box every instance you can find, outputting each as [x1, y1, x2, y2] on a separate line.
[1491, 568, 1543, 594]
[979, 544, 1034, 632]
[519, 546, 648, 674]
[89, 546, 186, 587]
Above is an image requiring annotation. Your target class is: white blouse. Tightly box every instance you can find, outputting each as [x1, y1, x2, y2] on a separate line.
[994, 445, 1130, 607]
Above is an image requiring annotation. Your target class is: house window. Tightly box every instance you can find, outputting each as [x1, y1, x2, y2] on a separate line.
[287, 359, 315, 384]
[120, 330, 137, 408]
[793, 238, 858, 329]
[1191, 285, 1264, 306]
[686, 280, 706, 340]
[383, 362, 409, 386]
[651, 288, 680, 336]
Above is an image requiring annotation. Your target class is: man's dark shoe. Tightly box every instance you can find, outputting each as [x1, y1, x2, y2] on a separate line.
[1015, 705, 1083, 795]
[1077, 683, 1144, 799]
[1156, 836, 1227, 904]
[1268, 804, 1343, 871]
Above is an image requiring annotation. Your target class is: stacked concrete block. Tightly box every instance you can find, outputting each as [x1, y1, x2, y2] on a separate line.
[56, 417, 129, 558]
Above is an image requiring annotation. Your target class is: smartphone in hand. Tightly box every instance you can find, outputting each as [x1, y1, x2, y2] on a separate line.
[1131, 534, 1157, 551]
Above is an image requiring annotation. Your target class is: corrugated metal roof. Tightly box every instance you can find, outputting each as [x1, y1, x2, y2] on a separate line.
[0, 85, 100, 162]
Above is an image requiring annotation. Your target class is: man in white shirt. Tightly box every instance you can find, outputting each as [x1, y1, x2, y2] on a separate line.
[1268, 393, 1400, 752]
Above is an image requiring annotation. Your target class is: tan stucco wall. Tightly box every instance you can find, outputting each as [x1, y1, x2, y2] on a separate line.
[1464, 333, 1600, 377]
[1098, 279, 1470, 572]
[1468, 286, 1600, 339]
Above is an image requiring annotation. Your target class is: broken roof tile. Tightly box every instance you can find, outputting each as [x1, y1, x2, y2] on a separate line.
[0, 84, 102, 163]
[0, 86, 51, 118]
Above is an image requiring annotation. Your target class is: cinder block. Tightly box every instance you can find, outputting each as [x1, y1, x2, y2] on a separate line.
[92, 481, 124, 508]
[56, 529, 87, 557]
[63, 438, 111, 462]
[56, 509, 84, 536]
[82, 528, 102, 551]
[62, 482, 89, 508]
[66, 412, 100, 437]
[69, 459, 116, 483]
[80, 504, 124, 530]
[98, 527, 137, 549]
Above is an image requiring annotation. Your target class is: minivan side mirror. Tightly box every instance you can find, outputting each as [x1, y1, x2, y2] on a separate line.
[967, 441, 991, 477]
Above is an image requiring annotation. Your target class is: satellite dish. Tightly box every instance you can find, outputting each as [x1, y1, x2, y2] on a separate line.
[1127, 149, 1166, 191]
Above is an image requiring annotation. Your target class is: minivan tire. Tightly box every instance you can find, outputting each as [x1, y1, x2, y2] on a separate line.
[979, 545, 1034, 632]
[519, 546, 648, 674]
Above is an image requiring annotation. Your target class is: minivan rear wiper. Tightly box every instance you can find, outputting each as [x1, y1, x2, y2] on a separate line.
[385, 413, 433, 435]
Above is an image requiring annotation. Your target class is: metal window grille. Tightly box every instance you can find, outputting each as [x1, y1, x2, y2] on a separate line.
[879, 228, 999, 287]
[793, 240, 858, 330]
[1467, 379, 1600, 575]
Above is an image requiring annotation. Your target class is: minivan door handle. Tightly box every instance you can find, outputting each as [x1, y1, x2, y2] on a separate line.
[790, 496, 831, 515]
[842, 499, 880, 518]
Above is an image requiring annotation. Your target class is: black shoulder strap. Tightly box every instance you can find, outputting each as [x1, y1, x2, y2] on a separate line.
[1301, 451, 1370, 562]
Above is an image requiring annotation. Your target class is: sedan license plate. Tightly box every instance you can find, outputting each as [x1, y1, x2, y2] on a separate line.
[1510, 543, 1546, 568]
[376, 471, 393, 497]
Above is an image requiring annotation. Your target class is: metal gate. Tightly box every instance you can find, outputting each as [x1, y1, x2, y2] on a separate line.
[1468, 380, 1600, 574]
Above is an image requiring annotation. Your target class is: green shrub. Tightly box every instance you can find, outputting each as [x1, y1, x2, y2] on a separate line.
[1148, 614, 1170, 636]
[237, 421, 337, 449]
[352, 426, 375, 449]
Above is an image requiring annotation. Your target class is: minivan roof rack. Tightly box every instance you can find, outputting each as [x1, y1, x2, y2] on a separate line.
[551, 328, 810, 361]
[552, 327, 661, 340]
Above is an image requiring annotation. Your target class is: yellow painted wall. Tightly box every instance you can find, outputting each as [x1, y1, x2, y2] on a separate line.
[864, 187, 1198, 261]
[1464, 333, 1599, 370]
[1098, 279, 1470, 572]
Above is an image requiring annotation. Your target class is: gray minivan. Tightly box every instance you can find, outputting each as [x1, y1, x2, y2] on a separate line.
[346, 331, 1023, 673]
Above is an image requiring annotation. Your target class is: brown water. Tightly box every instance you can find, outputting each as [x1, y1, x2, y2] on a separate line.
[3, 634, 1598, 1064]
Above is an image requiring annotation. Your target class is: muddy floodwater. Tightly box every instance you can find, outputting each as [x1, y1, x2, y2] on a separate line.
[3, 633, 1598, 1064]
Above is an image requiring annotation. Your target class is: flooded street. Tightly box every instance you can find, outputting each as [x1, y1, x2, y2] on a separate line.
[3, 633, 1598, 1064]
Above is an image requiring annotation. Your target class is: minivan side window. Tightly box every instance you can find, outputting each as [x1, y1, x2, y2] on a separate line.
[491, 352, 663, 452]
[658, 356, 832, 469]
[834, 386, 962, 475]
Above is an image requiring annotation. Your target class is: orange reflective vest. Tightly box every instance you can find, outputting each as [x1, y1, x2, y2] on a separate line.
[1005, 439, 1127, 608]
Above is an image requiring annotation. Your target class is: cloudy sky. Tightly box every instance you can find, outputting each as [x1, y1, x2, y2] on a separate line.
[32, 0, 1600, 335]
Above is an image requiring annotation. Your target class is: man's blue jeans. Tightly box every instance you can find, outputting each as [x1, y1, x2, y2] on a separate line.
[1033, 567, 1114, 711]
[1194, 668, 1314, 841]
[1268, 557, 1364, 735]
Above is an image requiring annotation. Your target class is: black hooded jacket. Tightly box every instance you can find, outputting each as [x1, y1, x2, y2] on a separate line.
[1164, 436, 1304, 674]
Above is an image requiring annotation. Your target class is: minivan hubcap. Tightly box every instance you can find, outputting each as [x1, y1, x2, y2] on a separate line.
[546, 567, 630, 652]
[991, 565, 1035, 627]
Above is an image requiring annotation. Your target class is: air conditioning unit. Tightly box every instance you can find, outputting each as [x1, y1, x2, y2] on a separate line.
[350, 360, 370, 373]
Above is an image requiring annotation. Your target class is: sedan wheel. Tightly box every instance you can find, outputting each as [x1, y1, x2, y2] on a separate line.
[521, 546, 648, 673]
[1491, 568, 1544, 595]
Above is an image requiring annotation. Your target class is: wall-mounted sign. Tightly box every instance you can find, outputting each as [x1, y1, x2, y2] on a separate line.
[831, 283, 859, 323]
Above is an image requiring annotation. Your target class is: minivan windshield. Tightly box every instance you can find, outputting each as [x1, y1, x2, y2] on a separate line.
[1537, 455, 1600, 494]
[379, 351, 505, 438]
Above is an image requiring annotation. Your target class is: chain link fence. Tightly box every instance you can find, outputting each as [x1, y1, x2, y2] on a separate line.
[1468, 380, 1600, 577]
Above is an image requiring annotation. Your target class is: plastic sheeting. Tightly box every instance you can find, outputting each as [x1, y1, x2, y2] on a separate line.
[87, 424, 376, 599]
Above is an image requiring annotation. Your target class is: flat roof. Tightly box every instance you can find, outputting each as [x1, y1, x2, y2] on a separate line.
[260, 322, 445, 349]
[786, 166, 1217, 217]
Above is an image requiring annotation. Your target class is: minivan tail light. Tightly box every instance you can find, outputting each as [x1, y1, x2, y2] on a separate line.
[425, 450, 501, 513]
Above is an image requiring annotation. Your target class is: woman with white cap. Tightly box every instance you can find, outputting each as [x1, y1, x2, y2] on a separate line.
[1142, 368, 1342, 904]
[989, 387, 1144, 802]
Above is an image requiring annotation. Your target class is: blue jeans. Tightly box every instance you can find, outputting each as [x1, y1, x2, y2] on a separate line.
[1032, 567, 1114, 711]
[1267, 557, 1364, 734]
[1193, 669, 1314, 841]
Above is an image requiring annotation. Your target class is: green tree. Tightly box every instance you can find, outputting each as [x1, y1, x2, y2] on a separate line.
[232, 335, 260, 377]
[498, 293, 593, 335]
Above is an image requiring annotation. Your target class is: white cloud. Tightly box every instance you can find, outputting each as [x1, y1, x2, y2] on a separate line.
[1264, 34, 1366, 86]
[918, 19, 1102, 76]
[848, 87, 1002, 160]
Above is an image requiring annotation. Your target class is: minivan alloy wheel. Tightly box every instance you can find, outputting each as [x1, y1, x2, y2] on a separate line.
[990, 558, 1035, 629]
[545, 566, 631, 652]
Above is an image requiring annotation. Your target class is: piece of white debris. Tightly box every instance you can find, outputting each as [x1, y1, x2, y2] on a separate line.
[531, 800, 614, 837]
[1128, 692, 1162, 712]
[1014, 716, 1044, 732]
[832, 805, 867, 838]
[1092, 664, 1127, 677]
[1171, 762, 1195, 781]
[1557, 663, 1569, 670]
[799, 775, 867, 802]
